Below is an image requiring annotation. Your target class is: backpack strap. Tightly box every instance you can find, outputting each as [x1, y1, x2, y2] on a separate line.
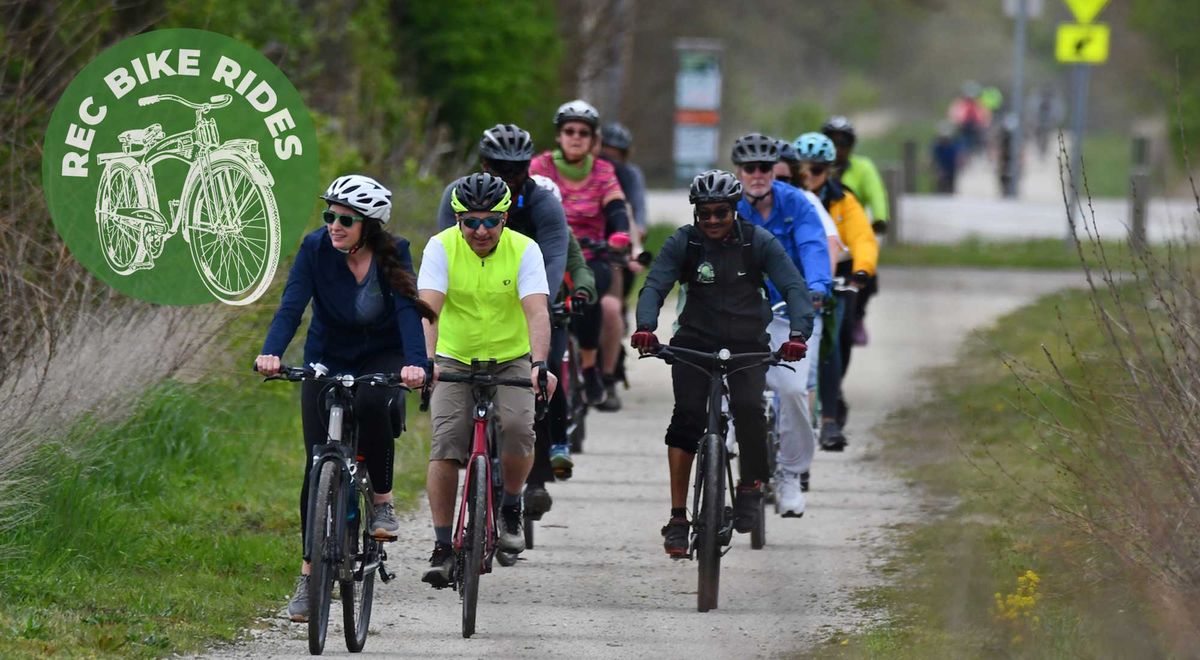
[677, 224, 705, 285]
[737, 220, 765, 291]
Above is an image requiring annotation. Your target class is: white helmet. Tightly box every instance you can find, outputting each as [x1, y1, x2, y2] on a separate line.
[554, 99, 600, 128]
[321, 174, 392, 224]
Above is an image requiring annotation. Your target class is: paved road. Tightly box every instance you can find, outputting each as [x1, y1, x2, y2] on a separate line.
[207, 267, 1085, 659]
[645, 147, 1198, 245]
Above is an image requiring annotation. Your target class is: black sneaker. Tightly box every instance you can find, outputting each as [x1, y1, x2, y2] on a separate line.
[421, 542, 454, 589]
[524, 486, 553, 520]
[595, 377, 622, 412]
[661, 516, 690, 558]
[820, 421, 847, 452]
[582, 367, 607, 406]
[499, 504, 524, 553]
[733, 482, 763, 534]
[800, 470, 810, 493]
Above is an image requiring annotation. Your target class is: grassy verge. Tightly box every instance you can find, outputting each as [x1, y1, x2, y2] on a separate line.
[881, 236, 1156, 270]
[0, 372, 429, 658]
[804, 286, 1166, 658]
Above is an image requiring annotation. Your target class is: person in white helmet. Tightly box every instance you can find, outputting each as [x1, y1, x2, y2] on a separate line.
[255, 174, 434, 623]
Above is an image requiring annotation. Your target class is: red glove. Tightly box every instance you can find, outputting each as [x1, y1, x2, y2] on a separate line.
[630, 330, 660, 352]
[779, 339, 808, 362]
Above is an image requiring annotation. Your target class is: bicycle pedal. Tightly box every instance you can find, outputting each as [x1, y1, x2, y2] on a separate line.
[553, 467, 573, 480]
[378, 562, 394, 583]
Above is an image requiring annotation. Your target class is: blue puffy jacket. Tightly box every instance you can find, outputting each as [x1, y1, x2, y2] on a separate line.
[737, 180, 832, 300]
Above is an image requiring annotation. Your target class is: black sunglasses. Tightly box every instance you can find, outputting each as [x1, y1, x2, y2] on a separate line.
[460, 215, 504, 230]
[803, 165, 829, 177]
[323, 209, 365, 227]
[695, 206, 733, 222]
[562, 126, 593, 139]
[775, 174, 794, 184]
[740, 162, 774, 175]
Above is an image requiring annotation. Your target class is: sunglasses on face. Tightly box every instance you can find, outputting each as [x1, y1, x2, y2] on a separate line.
[323, 209, 365, 227]
[460, 215, 504, 230]
[776, 174, 794, 184]
[561, 127, 593, 139]
[695, 206, 733, 222]
[740, 162, 774, 175]
[803, 165, 829, 178]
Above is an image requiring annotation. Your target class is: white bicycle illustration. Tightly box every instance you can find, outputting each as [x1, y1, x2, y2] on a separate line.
[94, 93, 280, 305]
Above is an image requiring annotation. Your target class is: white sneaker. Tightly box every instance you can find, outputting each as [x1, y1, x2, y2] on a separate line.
[777, 470, 806, 518]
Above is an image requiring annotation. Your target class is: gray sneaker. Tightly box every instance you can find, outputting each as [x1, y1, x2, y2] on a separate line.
[371, 502, 400, 540]
[288, 575, 309, 622]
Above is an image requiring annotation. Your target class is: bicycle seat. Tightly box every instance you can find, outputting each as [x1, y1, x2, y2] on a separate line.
[118, 123, 165, 152]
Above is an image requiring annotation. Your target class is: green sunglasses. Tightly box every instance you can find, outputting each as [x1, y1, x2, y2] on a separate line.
[323, 209, 365, 227]
[460, 215, 504, 230]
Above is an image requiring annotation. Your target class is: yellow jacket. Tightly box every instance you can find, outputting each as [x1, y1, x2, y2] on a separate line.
[826, 188, 878, 277]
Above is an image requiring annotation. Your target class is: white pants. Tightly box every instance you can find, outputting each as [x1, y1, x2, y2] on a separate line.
[765, 314, 821, 474]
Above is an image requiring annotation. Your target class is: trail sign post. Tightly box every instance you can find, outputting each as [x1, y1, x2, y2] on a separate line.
[1057, 0, 1108, 240]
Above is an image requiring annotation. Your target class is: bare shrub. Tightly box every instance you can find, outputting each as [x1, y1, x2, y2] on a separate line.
[995, 131, 1200, 651]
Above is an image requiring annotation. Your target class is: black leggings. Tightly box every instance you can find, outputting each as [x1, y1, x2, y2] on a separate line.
[298, 350, 406, 547]
[571, 258, 612, 350]
[663, 337, 769, 484]
[528, 324, 569, 486]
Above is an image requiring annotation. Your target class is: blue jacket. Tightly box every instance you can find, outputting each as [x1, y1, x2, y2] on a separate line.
[260, 228, 428, 373]
[738, 180, 832, 299]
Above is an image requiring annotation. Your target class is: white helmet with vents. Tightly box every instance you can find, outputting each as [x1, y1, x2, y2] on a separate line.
[321, 174, 392, 224]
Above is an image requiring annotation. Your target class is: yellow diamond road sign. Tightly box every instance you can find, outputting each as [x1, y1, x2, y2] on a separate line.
[1064, 0, 1107, 24]
[1056, 23, 1109, 63]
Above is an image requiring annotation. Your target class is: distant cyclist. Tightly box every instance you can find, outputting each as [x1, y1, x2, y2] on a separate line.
[823, 115, 886, 356]
[530, 100, 631, 418]
[631, 169, 812, 557]
[417, 173, 556, 587]
[599, 122, 648, 236]
[435, 123, 572, 514]
[794, 132, 878, 450]
[255, 174, 434, 622]
[732, 133, 831, 515]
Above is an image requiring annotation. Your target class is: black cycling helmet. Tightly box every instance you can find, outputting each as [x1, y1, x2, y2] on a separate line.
[775, 138, 799, 163]
[450, 172, 512, 213]
[554, 99, 600, 129]
[601, 122, 633, 150]
[689, 169, 743, 205]
[821, 115, 857, 147]
[731, 133, 780, 165]
[479, 123, 534, 161]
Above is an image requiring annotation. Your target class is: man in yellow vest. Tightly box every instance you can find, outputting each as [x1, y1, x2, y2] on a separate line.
[417, 172, 557, 587]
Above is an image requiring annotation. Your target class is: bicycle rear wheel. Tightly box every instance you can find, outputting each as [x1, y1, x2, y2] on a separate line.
[697, 433, 724, 612]
[461, 455, 488, 638]
[341, 488, 374, 652]
[308, 461, 339, 654]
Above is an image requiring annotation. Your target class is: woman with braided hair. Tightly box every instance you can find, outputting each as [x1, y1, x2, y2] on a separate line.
[255, 174, 433, 623]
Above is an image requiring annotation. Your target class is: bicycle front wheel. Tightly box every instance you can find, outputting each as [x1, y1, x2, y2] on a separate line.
[185, 155, 280, 304]
[461, 455, 488, 638]
[697, 432, 724, 612]
[341, 488, 374, 652]
[308, 461, 339, 654]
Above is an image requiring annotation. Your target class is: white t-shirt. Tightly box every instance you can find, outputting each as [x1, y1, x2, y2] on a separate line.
[417, 233, 550, 299]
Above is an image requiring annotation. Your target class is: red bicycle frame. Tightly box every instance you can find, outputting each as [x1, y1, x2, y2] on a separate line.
[454, 399, 496, 569]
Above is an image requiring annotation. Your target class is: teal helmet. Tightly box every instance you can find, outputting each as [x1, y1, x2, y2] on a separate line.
[792, 132, 836, 164]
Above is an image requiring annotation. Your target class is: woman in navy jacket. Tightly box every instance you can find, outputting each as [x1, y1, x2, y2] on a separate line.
[255, 174, 434, 622]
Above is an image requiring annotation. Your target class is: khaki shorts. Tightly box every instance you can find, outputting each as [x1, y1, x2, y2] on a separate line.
[429, 355, 536, 463]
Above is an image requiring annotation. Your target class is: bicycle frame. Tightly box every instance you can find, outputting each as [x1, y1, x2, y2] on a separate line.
[454, 389, 498, 566]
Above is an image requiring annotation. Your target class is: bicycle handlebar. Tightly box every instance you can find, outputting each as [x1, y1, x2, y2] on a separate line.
[417, 368, 548, 420]
[138, 94, 233, 110]
[256, 363, 411, 390]
[639, 345, 792, 376]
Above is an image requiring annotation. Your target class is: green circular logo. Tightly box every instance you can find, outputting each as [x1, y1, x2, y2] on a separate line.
[42, 28, 318, 306]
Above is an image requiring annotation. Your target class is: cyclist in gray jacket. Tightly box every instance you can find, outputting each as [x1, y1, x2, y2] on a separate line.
[631, 169, 813, 558]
